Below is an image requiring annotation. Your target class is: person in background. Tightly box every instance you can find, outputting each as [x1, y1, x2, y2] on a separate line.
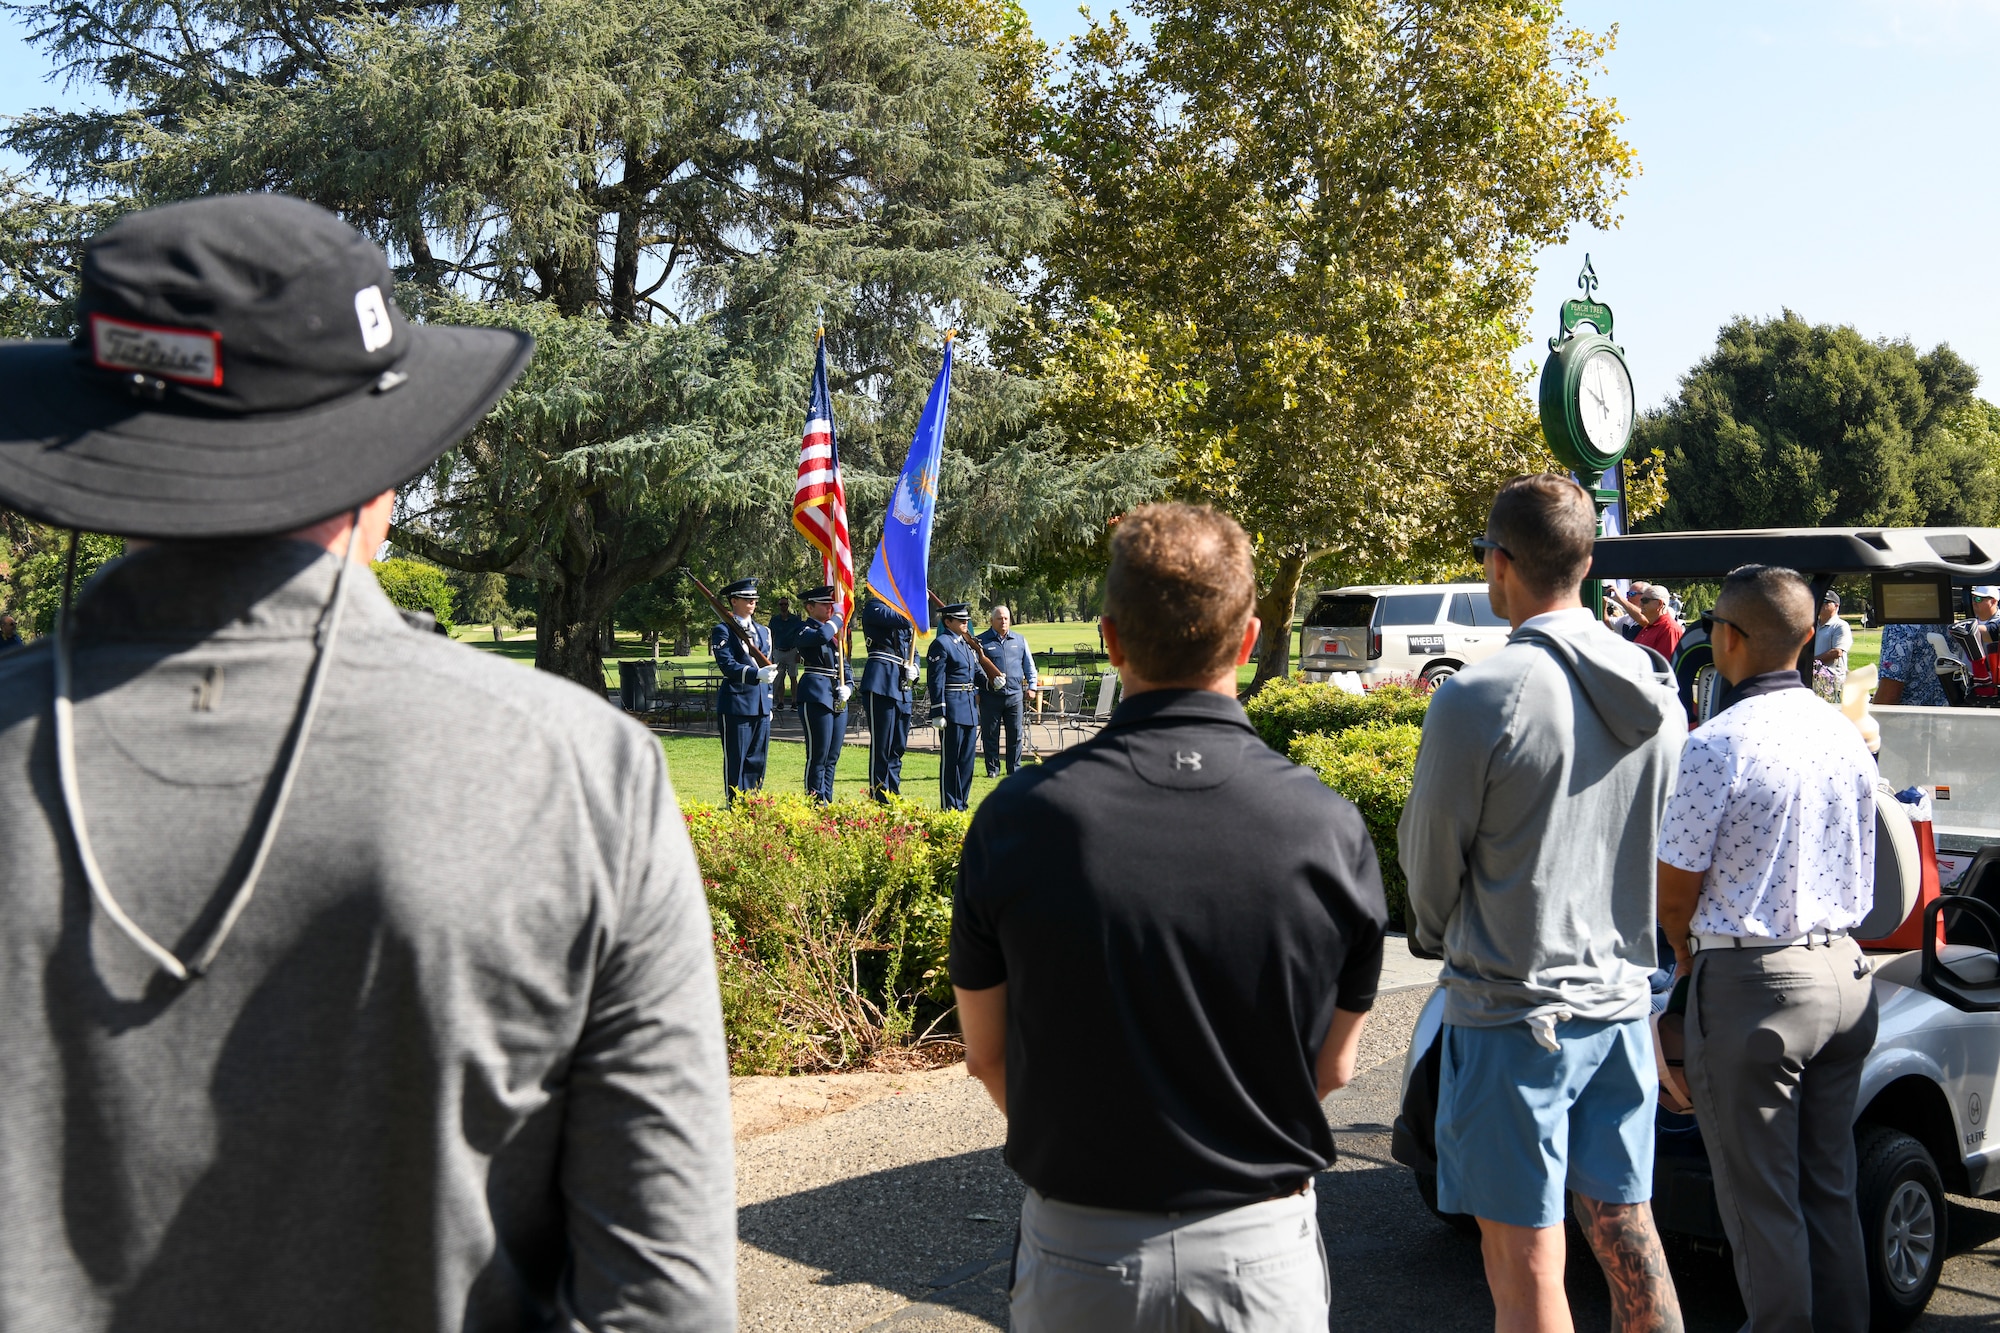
[1813, 589, 1853, 696]
[858, 591, 917, 801]
[1402, 474, 1685, 1333]
[769, 595, 803, 707]
[1971, 585, 2000, 655]
[1605, 580, 1651, 640]
[713, 576, 778, 800]
[1875, 614, 1956, 706]
[794, 584, 852, 803]
[976, 604, 1038, 777]
[0, 193, 736, 1331]
[927, 604, 981, 811]
[952, 502, 1385, 1333]
[1631, 585, 1684, 659]
[0, 613, 20, 652]
[1657, 564, 1877, 1333]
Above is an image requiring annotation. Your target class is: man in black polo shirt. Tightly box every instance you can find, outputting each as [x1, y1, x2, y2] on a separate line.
[951, 503, 1387, 1333]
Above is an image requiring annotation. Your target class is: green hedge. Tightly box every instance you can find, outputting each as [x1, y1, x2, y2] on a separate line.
[371, 558, 456, 632]
[1246, 678, 1432, 926]
[1244, 677, 1430, 753]
[686, 793, 967, 1073]
[1290, 723, 1422, 925]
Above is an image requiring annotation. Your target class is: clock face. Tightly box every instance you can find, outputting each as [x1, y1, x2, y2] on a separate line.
[1577, 348, 1634, 455]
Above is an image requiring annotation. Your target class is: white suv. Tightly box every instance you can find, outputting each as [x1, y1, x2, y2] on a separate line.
[1298, 583, 1511, 689]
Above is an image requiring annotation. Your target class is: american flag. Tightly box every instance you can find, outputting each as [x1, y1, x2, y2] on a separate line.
[792, 332, 854, 620]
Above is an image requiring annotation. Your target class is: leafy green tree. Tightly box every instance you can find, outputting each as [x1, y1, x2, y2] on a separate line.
[1, 519, 123, 636]
[1033, 1, 1635, 686]
[2, 0, 1158, 688]
[1634, 311, 2000, 531]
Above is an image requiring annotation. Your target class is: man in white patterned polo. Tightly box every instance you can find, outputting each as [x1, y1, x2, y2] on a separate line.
[1657, 563, 1878, 1332]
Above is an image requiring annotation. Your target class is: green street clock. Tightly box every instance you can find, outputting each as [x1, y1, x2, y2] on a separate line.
[1538, 255, 1634, 492]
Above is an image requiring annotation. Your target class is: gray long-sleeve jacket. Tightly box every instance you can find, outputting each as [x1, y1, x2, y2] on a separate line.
[0, 541, 736, 1331]
[1399, 608, 1683, 1028]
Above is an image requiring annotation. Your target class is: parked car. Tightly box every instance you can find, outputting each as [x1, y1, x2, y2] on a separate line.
[1389, 525, 2000, 1331]
[1299, 583, 1511, 689]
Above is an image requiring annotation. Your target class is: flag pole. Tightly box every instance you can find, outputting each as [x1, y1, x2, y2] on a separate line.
[824, 325, 848, 712]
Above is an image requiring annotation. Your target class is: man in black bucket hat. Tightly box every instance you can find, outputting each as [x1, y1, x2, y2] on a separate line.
[0, 195, 737, 1331]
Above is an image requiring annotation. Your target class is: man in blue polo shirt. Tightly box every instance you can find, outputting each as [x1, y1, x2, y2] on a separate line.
[975, 604, 1038, 777]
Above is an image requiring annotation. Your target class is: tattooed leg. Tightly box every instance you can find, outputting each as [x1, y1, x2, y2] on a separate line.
[1573, 1195, 1683, 1333]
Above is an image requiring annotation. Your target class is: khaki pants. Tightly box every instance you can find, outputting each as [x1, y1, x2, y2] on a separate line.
[1011, 1184, 1327, 1332]
[1686, 935, 1879, 1333]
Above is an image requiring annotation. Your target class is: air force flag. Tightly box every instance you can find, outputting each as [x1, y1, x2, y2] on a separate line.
[867, 335, 953, 633]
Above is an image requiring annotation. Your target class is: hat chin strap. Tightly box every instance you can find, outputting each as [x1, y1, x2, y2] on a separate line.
[52, 514, 362, 981]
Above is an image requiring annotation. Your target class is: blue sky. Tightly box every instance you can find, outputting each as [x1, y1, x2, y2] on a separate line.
[10, 1, 2000, 410]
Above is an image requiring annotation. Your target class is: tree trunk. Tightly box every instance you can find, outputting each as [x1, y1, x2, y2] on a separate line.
[673, 624, 692, 656]
[648, 628, 660, 663]
[1247, 550, 1309, 696]
[491, 623, 502, 643]
[536, 579, 614, 693]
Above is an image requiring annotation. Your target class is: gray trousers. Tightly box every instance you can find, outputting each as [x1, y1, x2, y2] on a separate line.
[1686, 935, 1880, 1333]
[1011, 1184, 1327, 1333]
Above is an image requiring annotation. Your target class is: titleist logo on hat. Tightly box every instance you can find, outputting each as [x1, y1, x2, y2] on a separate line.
[89, 314, 224, 387]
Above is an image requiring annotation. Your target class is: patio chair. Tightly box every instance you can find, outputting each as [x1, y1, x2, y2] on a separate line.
[1059, 668, 1120, 748]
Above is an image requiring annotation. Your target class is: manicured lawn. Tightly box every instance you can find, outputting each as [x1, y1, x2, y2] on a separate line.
[660, 732, 1008, 811]
[1850, 627, 1880, 672]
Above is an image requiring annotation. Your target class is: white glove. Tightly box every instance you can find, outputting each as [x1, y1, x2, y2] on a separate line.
[903, 662, 920, 683]
[993, 674, 1008, 690]
[837, 684, 852, 703]
[757, 665, 779, 685]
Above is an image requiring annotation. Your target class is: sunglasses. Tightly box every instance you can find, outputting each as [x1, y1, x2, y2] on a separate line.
[1699, 611, 1743, 639]
[1471, 536, 1511, 562]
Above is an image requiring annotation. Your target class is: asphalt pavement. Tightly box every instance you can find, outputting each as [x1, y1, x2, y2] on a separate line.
[735, 953, 2000, 1331]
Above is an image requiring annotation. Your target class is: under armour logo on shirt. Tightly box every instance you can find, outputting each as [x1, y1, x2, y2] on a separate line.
[1174, 750, 1202, 771]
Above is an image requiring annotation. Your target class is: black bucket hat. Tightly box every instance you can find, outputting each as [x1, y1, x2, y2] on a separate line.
[0, 193, 533, 539]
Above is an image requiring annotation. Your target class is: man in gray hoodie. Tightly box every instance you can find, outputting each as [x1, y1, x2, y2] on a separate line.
[1401, 474, 1685, 1333]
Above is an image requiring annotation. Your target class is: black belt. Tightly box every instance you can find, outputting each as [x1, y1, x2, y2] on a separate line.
[866, 651, 909, 661]
[801, 665, 842, 676]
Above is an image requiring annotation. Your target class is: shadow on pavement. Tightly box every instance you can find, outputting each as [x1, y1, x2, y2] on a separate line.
[738, 1147, 1021, 1329]
[740, 1132, 1757, 1332]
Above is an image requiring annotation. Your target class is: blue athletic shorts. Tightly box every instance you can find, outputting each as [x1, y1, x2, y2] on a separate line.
[1435, 1016, 1656, 1229]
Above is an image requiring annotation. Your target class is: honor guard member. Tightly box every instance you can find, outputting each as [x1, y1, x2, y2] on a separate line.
[795, 584, 853, 802]
[928, 603, 981, 811]
[859, 592, 919, 801]
[976, 604, 1039, 777]
[712, 576, 777, 802]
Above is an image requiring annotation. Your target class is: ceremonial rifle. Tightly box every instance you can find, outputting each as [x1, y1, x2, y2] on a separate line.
[929, 591, 1006, 688]
[685, 571, 775, 669]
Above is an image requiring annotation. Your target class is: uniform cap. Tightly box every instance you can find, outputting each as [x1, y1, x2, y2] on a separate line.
[802, 584, 836, 604]
[721, 577, 761, 599]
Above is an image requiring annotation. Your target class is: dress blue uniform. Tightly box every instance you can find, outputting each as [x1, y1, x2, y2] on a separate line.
[927, 607, 981, 811]
[975, 625, 1038, 776]
[711, 577, 774, 802]
[795, 585, 852, 803]
[858, 596, 916, 802]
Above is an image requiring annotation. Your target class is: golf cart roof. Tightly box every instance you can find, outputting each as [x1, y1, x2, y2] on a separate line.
[1591, 527, 2000, 581]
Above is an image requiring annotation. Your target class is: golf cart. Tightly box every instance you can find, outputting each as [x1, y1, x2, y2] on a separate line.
[1390, 526, 2000, 1331]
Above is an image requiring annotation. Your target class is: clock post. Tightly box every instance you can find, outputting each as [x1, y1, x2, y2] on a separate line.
[1537, 256, 1635, 617]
